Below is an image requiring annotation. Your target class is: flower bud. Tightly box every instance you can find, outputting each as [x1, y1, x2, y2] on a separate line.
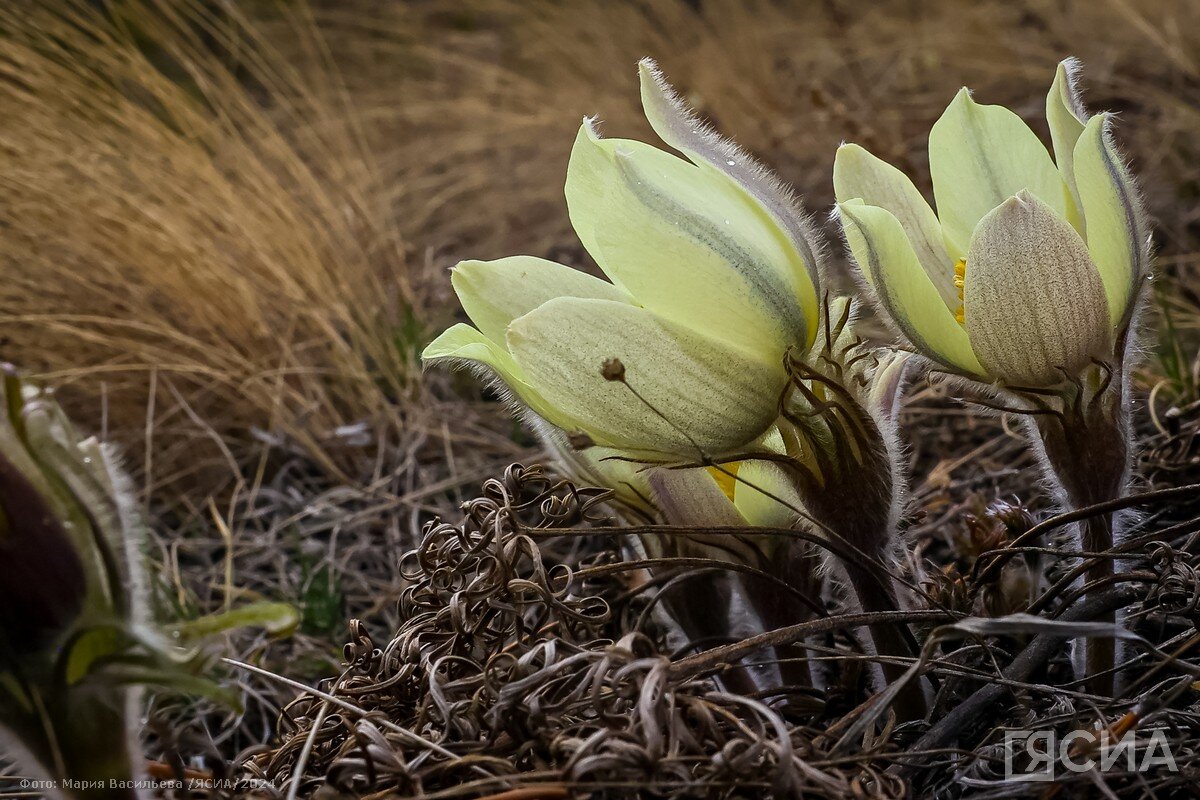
[0, 448, 87, 654]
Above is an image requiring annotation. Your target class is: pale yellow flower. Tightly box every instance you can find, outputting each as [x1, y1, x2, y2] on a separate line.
[834, 59, 1147, 387]
[424, 60, 822, 461]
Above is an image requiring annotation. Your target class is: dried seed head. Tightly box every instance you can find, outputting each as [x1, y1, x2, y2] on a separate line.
[600, 357, 626, 382]
[986, 498, 1036, 535]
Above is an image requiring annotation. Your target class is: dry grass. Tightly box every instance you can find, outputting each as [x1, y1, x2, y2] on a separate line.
[304, 0, 1200, 282]
[1, 0, 1198, 507]
[0, 0, 426, 501]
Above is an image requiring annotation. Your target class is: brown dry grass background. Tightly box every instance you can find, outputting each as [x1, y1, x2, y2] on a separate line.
[0, 0, 1198, 626]
[3, 0, 1199, 500]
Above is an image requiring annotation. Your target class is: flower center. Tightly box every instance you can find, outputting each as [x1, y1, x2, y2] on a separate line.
[953, 258, 967, 324]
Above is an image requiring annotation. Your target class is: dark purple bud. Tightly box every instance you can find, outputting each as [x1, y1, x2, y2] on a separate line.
[0, 449, 87, 655]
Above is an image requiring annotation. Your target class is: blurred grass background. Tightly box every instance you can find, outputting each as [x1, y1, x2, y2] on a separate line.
[2, 0, 1198, 494]
[0, 0, 1198, 706]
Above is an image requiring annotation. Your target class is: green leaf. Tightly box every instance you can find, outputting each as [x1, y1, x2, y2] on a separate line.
[62, 624, 129, 684]
[101, 663, 243, 710]
[300, 566, 343, 638]
[167, 601, 299, 642]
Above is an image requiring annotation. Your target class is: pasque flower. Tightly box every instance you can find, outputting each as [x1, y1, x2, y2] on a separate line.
[833, 59, 1147, 388]
[834, 60, 1150, 695]
[424, 60, 826, 691]
[426, 61, 928, 714]
[423, 62, 820, 462]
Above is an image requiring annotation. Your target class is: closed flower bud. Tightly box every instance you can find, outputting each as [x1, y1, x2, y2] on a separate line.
[0, 448, 87, 654]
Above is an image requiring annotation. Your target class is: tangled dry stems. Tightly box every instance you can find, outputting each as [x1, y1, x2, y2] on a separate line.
[211, 445, 1200, 798]
[227, 466, 895, 798]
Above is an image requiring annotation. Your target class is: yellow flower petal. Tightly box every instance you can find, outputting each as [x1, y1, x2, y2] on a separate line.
[838, 201, 983, 376]
[638, 58, 821, 344]
[422, 323, 576, 428]
[563, 119, 612, 277]
[708, 462, 740, 501]
[1072, 114, 1148, 328]
[565, 121, 811, 358]
[507, 297, 784, 458]
[929, 88, 1073, 254]
[451, 255, 630, 345]
[422, 322, 514, 371]
[964, 191, 1110, 386]
[733, 459, 804, 530]
[834, 143, 957, 306]
[1046, 58, 1088, 231]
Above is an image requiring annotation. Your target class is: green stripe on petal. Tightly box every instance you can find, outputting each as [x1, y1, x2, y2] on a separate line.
[452, 256, 630, 345]
[1046, 59, 1088, 232]
[565, 121, 811, 359]
[834, 143, 957, 306]
[964, 191, 1110, 386]
[1073, 114, 1148, 328]
[638, 59, 821, 343]
[838, 201, 983, 376]
[507, 297, 784, 458]
[421, 323, 573, 428]
[929, 88, 1073, 254]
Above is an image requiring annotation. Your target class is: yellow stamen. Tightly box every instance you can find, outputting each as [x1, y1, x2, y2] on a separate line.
[953, 258, 967, 325]
[707, 462, 741, 501]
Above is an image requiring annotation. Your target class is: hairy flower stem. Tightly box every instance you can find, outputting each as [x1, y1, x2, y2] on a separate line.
[660, 554, 820, 695]
[843, 562, 925, 721]
[656, 577, 766, 697]
[740, 548, 820, 690]
[778, 352, 928, 720]
[652, 565, 798, 696]
[1031, 376, 1131, 696]
[777, 449, 927, 719]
